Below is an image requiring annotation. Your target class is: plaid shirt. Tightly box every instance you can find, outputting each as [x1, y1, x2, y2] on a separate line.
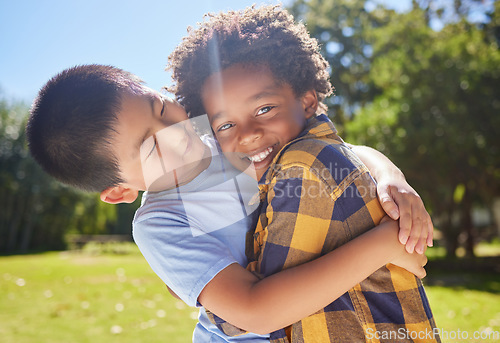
[208, 114, 440, 343]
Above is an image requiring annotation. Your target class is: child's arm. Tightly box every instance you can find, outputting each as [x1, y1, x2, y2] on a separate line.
[199, 219, 425, 334]
[349, 144, 434, 253]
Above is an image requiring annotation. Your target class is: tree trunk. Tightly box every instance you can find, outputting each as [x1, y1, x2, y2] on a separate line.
[462, 189, 475, 257]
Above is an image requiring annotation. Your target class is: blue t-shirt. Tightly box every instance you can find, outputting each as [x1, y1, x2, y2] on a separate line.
[133, 136, 269, 342]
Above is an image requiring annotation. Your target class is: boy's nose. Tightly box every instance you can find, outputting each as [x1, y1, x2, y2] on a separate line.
[238, 124, 262, 145]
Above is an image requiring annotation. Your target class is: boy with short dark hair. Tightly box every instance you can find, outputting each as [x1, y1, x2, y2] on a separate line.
[168, 5, 439, 342]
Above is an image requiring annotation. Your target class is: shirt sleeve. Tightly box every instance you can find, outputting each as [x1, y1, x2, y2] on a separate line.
[133, 212, 238, 308]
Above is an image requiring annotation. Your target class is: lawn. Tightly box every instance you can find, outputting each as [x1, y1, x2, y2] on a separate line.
[1, 243, 499, 343]
[424, 243, 500, 343]
[0, 244, 197, 343]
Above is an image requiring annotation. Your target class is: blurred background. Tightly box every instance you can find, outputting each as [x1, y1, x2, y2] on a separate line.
[1, 0, 499, 342]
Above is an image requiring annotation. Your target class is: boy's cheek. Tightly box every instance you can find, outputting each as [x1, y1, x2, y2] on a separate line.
[213, 133, 258, 178]
[215, 135, 235, 154]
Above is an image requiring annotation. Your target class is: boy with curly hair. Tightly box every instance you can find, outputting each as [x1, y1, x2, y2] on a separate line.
[167, 5, 439, 342]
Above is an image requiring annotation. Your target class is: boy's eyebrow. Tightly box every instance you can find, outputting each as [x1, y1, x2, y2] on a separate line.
[252, 89, 280, 101]
[209, 112, 223, 125]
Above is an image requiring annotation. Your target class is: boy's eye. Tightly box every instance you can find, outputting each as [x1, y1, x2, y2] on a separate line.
[217, 123, 234, 132]
[257, 106, 274, 116]
[146, 136, 157, 159]
[160, 102, 166, 117]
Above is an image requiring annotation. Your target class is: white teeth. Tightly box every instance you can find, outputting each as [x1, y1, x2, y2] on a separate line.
[249, 147, 273, 163]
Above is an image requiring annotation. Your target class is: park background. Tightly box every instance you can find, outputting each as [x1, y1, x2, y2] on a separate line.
[1, 0, 499, 342]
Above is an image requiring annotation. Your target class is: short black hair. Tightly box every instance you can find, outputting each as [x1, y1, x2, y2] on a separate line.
[27, 64, 150, 192]
[167, 5, 333, 117]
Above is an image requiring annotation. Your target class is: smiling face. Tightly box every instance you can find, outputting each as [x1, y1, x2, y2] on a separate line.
[110, 92, 210, 193]
[201, 64, 318, 180]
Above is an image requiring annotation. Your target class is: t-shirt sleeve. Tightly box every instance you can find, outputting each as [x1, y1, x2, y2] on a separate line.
[133, 212, 237, 307]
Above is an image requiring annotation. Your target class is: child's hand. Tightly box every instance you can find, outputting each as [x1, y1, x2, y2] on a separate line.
[381, 215, 427, 278]
[390, 246, 428, 279]
[377, 179, 433, 254]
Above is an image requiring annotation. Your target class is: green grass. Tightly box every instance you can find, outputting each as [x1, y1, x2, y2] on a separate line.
[424, 241, 500, 343]
[1, 243, 499, 343]
[425, 285, 500, 342]
[0, 244, 197, 343]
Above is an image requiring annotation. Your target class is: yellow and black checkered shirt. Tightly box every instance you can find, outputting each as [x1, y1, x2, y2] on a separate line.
[208, 114, 440, 343]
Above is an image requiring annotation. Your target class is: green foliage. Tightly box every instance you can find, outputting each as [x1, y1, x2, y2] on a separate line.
[0, 95, 140, 253]
[315, 1, 500, 256]
[288, 0, 399, 128]
[288, 0, 499, 257]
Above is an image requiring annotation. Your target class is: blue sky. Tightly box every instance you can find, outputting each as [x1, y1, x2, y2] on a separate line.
[0, 0, 412, 104]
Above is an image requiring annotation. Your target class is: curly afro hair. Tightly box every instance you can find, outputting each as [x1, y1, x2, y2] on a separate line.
[167, 5, 333, 117]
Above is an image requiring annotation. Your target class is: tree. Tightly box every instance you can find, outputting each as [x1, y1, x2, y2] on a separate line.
[344, 5, 500, 257]
[288, 0, 499, 257]
[288, 0, 396, 129]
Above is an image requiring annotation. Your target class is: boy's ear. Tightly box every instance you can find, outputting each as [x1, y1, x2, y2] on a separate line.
[100, 186, 139, 204]
[301, 90, 319, 119]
